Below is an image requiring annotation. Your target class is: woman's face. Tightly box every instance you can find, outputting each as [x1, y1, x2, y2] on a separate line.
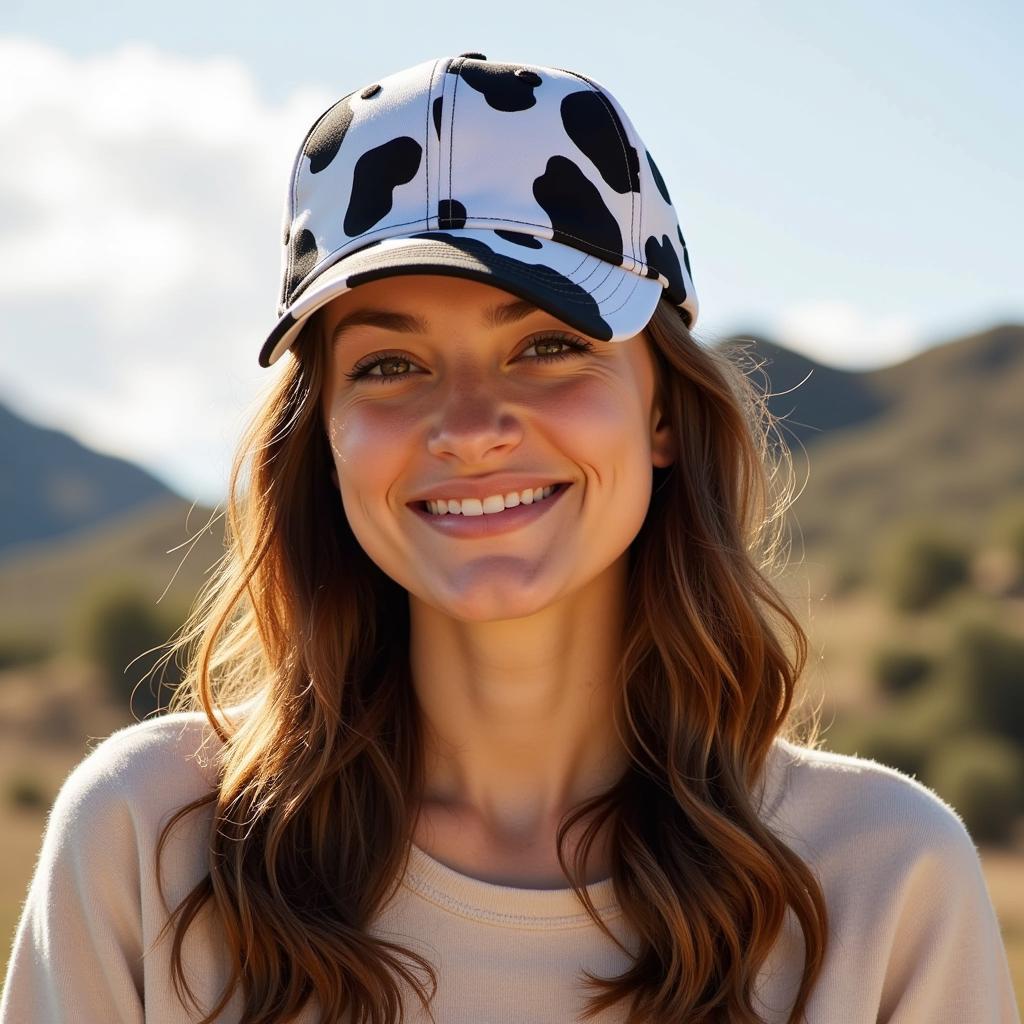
[319, 274, 675, 621]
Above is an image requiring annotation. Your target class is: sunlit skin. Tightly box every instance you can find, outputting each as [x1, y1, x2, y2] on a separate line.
[319, 274, 676, 887]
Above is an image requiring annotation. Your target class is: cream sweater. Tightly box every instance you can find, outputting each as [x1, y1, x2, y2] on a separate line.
[1, 710, 1019, 1023]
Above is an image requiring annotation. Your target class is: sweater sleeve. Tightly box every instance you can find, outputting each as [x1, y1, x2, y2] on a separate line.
[1, 736, 146, 1024]
[878, 807, 1020, 1024]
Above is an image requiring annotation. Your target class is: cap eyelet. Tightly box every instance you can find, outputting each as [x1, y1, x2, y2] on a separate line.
[360, 83, 381, 99]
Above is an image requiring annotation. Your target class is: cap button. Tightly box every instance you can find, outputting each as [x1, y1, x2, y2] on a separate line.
[457, 51, 487, 60]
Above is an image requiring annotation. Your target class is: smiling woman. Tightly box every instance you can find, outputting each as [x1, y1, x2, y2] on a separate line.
[2, 52, 1018, 1024]
[317, 275, 666, 557]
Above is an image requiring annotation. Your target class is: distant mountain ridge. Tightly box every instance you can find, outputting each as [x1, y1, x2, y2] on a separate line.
[715, 333, 890, 444]
[718, 322, 1024, 564]
[1, 401, 185, 559]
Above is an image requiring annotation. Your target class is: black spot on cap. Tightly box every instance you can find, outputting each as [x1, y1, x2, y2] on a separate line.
[286, 228, 320, 303]
[449, 60, 542, 112]
[677, 225, 693, 283]
[360, 83, 382, 99]
[457, 52, 487, 59]
[432, 96, 443, 139]
[495, 229, 542, 248]
[513, 68, 542, 86]
[343, 136, 423, 236]
[560, 90, 639, 194]
[646, 150, 671, 204]
[533, 155, 624, 265]
[438, 198, 467, 229]
[303, 94, 356, 175]
[644, 233, 688, 306]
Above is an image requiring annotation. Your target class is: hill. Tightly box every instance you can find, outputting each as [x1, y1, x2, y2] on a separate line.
[760, 323, 1023, 572]
[0, 400, 186, 558]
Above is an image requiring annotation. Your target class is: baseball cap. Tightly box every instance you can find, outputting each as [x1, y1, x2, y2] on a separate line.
[259, 52, 698, 368]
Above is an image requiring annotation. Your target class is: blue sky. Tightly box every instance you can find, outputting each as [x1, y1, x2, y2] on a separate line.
[1, 0, 1020, 506]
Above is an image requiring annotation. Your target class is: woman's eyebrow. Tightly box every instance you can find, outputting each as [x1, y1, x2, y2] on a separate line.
[330, 298, 541, 348]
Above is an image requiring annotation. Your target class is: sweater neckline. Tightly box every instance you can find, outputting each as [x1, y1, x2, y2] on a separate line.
[403, 840, 623, 927]
[399, 738, 793, 929]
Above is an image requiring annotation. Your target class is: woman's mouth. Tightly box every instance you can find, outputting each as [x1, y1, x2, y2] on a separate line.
[408, 482, 572, 538]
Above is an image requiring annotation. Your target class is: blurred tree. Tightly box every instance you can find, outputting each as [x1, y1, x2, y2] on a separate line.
[872, 645, 933, 698]
[70, 576, 183, 720]
[880, 526, 971, 612]
[924, 733, 1024, 845]
[945, 620, 1024, 746]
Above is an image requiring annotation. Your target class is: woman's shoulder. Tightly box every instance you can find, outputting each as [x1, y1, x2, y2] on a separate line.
[47, 706, 241, 844]
[765, 734, 980, 870]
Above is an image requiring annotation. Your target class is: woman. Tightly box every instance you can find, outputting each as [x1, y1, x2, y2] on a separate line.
[2, 54, 1018, 1024]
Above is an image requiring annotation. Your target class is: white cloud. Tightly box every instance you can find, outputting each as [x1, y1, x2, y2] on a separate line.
[772, 300, 925, 370]
[0, 36, 335, 505]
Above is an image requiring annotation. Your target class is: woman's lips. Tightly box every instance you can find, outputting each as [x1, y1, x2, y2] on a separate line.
[408, 483, 571, 538]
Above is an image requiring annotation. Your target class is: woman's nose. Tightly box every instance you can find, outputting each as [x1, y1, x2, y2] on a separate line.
[424, 382, 525, 459]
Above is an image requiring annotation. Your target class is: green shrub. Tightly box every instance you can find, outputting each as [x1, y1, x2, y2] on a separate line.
[944, 621, 1024, 745]
[880, 527, 971, 612]
[69, 577, 182, 720]
[823, 678, 966, 782]
[0, 633, 53, 670]
[924, 733, 1024, 845]
[6, 774, 48, 811]
[872, 645, 933, 698]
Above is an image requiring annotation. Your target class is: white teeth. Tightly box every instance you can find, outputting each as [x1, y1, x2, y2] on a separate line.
[426, 485, 558, 516]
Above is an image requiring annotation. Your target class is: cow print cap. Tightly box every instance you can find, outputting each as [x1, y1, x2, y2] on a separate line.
[259, 53, 698, 368]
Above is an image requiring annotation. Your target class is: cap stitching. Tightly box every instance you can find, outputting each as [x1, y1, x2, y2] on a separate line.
[289, 219, 656, 302]
[288, 220, 659, 306]
[293, 251, 619, 307]
[548, 243, 590, 280]
[423, 59, 440, 227]
[436, 61, 456, 228]
[566, 254, 643, 314]
[448, 58, 464, 212]
[565, 249, 618, 293]
[346, 245, 642, 307]
[598, 260, 646, 317]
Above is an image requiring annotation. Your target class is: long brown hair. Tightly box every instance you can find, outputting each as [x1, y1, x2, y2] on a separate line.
[151, 294, 828, 1023]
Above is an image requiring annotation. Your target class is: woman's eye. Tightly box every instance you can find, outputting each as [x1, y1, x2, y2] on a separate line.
[524, 333, 595, 364]
[343, 353, 417, 383]
[343, 333, 594, 385]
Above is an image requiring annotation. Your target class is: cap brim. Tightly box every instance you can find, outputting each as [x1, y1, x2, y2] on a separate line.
[258, 228, 663, 368]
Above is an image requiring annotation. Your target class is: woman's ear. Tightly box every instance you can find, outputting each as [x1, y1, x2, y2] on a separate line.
[650, 404, 676, 469]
